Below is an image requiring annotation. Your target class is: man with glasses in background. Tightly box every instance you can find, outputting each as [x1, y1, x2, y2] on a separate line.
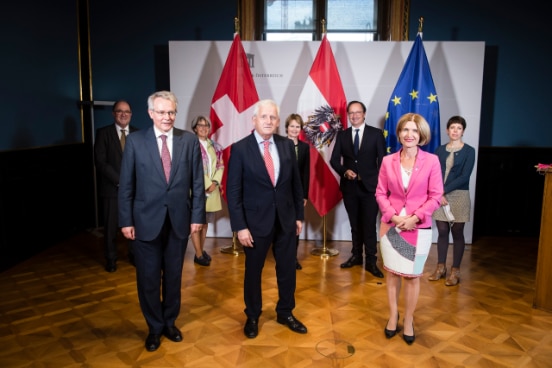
[94, 100, 138, 273]
[330, 100, 386, 278]
[118, 90, 205, 351]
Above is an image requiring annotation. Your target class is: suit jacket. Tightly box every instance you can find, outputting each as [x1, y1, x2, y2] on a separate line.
[375, 149, 443, 228]
[226, 133, 304, 237]
[330, 124, 386, 193]
[118, 126, 206, 241]
[296, 140, 310, 199]
[94, 123, 138, 197]
[434, 143, 475, 194]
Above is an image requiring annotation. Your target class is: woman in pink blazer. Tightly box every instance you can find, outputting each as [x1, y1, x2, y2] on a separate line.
[375, 113, 443, 345]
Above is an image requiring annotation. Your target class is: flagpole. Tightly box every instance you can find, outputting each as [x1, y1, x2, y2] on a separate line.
[218, 16, 245, 256]
[310, 215, 339, 258]
[220, 231, 243, 255]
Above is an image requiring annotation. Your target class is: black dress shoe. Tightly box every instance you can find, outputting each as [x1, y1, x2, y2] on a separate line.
[295, 260, 302, 270]
[194, 254, 210, 266]
[276, 315, 307, 334]
[403, 322, 415, 345]
[163, 326, 182, 342]
[365, 263, 384, 278]
[145, 333, 161, 351]
[244, 318, 259, 338]
[384, 313, 399, 339]
[340, 255, 363, 268]
[105, 261, 117, 273]
[202, 250, 212, 262]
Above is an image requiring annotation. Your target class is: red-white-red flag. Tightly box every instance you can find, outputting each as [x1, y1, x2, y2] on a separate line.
[298, 35, 347, 217]
[210, 33, 260, 198]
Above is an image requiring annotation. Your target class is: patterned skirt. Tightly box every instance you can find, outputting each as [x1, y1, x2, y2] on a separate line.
[379, 222, 433, 278]
[433, 190, 471, 223]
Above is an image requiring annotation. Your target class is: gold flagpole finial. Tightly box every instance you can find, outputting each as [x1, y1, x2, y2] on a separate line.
[321, 19, 326, 34]
[234, 17, 240, 34]
[418, 17, 424, 34]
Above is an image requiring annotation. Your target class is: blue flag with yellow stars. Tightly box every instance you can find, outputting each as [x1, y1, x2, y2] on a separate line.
[384, 34, 440, 154]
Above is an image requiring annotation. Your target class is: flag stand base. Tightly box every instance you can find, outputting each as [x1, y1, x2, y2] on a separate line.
[310, 246, 339, 258]
[220, 232, 244, 255]
[309, 215, 339, 258]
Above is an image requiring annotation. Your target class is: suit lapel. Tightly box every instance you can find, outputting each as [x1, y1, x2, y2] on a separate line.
[145, 127, 167, 183]
[248, 134, 273, 186]
[170, 129, 185, 183]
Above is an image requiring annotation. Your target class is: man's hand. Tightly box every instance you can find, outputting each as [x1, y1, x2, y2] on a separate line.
[121, 226, 135, 240]
[237, 229, 254, 247]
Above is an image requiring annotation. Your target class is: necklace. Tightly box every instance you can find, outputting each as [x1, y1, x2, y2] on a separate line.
[403, 166, 413, 176]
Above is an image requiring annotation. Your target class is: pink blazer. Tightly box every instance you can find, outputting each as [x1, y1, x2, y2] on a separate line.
[376, 148, 443, 228]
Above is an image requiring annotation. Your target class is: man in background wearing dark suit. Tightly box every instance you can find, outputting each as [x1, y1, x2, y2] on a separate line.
[118, 91, 205, 352]
[330, 100, 386, 278]
[94, 100, 138, 273]
[227, 99, 307, 339]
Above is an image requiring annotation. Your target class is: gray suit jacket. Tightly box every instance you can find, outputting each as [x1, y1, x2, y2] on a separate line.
[118, 126, 206, 241]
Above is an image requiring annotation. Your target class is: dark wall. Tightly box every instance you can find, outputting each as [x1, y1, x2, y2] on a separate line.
[1, 0, 550, 271]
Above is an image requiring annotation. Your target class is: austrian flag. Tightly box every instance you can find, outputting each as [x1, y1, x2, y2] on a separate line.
[297, 35, 348, 217]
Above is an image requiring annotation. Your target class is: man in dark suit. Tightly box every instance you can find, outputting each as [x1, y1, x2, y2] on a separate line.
[94, 100, 138, 272]
[118, 91, 205, 352]
[330, 100, 386, 278]
[227, 99, 307, 339]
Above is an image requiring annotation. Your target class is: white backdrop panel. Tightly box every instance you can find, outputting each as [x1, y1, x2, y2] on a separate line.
[169, 40, 485, 244]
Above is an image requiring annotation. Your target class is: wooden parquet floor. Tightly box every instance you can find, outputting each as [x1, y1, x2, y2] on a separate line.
[1, 231, 551, 368]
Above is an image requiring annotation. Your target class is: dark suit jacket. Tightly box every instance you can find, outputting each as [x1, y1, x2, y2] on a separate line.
[330, 124, 386, 193]
[118, 126, 206, 241]
[296, 140, 310, 200]
[226, 133, 304, 237]
[94, 124, 138, 197]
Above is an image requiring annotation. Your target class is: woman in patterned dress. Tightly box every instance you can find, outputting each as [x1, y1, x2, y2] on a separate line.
[376, 113, 443, 345]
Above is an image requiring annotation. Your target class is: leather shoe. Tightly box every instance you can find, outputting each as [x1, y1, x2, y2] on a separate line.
[145, 333, 161, 351]
[365, 263, 384, 278]
[277, 315, 307, 334]
[163, 326, 182, 342]
[244, 317, 259, 338]
[105, 261, 116, 273]
[340, 255, 363, 268]
[194, 254, 210, 266]
[403, 322, 415, 345]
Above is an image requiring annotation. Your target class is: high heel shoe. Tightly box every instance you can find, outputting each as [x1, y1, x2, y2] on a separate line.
[428, 263, 446, 281]
[384, 313, 399, 339]
[445, 267, 460, 286]
[403, 321, 415, 345]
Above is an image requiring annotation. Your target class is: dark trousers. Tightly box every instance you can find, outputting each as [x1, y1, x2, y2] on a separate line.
[342, 182, 379, 264]
[243, 216, 296, 319]
[133, 214, 188, 334]
[102, 196, 119, 262]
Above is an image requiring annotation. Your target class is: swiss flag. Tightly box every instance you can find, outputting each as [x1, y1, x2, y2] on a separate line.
[297, 35, 347, 217]
[210, 33, 260, 199]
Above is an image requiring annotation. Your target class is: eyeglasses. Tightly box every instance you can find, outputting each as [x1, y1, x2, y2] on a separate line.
[152, 110, 177, 117]
[114, 110, 132, 114]
[195, 124, 210, 128]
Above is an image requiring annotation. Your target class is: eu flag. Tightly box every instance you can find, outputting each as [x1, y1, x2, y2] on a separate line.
[384, 34, 440, 154]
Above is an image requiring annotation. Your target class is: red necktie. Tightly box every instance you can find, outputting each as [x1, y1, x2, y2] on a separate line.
[263, 140, 275, 186]
[160, 134, 171, 183]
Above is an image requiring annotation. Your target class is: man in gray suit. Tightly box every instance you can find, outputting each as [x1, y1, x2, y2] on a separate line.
[118, 90, 205, 352]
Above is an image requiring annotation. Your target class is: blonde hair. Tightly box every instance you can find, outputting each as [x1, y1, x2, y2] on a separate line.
[396, 113, 431, 146]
